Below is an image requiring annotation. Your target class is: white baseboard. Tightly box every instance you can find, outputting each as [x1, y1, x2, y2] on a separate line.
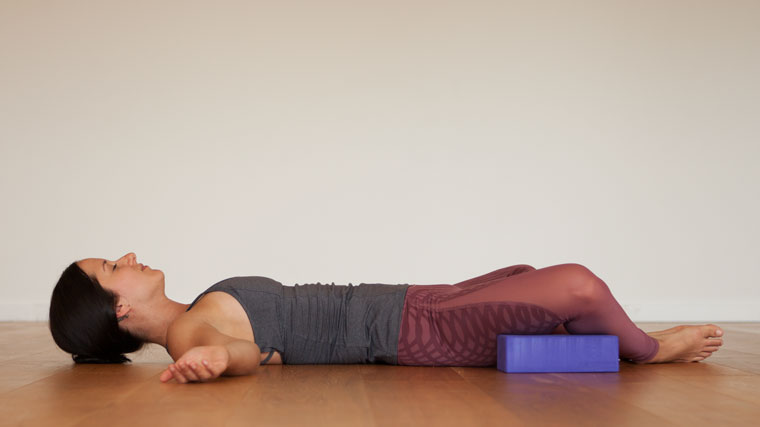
[1, 302, 757, 322]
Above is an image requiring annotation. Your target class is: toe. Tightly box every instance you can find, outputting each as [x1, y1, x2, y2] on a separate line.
[706, 339, 723, 346]
[707, 324, 723, 337]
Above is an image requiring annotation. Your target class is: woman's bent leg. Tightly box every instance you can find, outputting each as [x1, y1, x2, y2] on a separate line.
[396, 263, 658, 366]
[453, 264, 569, 334]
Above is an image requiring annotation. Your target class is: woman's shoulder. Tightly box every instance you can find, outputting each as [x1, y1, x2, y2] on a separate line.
[174, 291, 254, 340]
[177, 292, 227, 327]
[165, 293, 248, 360]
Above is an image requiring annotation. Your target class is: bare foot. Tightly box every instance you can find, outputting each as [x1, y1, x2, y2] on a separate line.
[646, 325, 685, 337]
[643, 324, 724, 363]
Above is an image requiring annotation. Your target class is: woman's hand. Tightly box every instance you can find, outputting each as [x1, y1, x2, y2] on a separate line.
[159, 345, 230, 383]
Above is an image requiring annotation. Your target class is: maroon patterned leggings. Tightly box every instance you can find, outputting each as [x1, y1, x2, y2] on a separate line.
[396, 263, 659, 366]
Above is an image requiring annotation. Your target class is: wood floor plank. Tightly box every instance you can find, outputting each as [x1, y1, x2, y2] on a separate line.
[1, 321, 759, 426]
[0, 360, 71, 394]
[452, 366, 676, 426]
[609, 377, 760, 425]
[718, 323, 760, 335]
[0, 364, 163, 426]
[714, 330, 760, 355]
[361, 366, 521, 426]
[227, 365, 375, 426]
[670, 375, 760, 406]
[75, 368, 256, 427]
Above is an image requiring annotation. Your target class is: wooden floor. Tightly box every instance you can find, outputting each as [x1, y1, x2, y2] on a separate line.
[0, 322, 758, 426]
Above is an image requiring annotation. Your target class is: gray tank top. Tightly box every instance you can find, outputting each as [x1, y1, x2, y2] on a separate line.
[186, 276, 411, 365]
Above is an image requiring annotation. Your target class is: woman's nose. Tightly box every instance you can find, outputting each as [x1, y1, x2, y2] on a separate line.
[119, 252, 137, 265]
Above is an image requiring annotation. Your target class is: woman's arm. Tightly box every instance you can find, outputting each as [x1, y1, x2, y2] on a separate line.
[162, 318, 262, 383]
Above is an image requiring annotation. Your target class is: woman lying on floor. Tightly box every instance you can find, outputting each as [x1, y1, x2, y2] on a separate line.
[49, 252, 723, 383]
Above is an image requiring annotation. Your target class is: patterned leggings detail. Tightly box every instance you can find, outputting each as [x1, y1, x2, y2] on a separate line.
[396, 263, 659, 366]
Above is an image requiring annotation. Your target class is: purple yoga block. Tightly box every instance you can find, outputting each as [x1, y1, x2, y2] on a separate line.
[497, 335, 619, 373]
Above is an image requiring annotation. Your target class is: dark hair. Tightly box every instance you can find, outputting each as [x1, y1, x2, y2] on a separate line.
[48, 261, 146, 363]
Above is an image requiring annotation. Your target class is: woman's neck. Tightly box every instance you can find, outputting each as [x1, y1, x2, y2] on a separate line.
[129, 298, 190, 348]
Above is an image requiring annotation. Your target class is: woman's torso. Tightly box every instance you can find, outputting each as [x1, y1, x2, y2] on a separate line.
[176, 276, 411, 365]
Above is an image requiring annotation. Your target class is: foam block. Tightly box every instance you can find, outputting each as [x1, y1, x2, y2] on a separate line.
[497, 334, 619, 373]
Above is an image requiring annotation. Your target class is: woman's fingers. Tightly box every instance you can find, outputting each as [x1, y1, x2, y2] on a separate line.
[159, 368, 173, 382]
[178, 361, 200, 382]
[201, 360, 218, 378]
[165, 359, 220, 383]
[169, 364, 189, 383]
[190, 361, 215, 381]
[187, 362, 205, 381]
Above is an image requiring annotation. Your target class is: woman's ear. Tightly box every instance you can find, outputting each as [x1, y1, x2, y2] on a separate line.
[114, 300, 131, 322]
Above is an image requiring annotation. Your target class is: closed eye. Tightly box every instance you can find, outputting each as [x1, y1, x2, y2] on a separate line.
[101, 259, 116, 273]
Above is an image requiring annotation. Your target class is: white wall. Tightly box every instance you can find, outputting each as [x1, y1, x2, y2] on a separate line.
[1, 0, 757, 322]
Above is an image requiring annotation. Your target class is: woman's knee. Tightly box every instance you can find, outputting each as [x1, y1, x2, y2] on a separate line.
[558, 263, 610, 303]
[510, 264, 536, 276]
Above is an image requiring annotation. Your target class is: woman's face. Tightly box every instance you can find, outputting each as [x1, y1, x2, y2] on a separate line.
[76, 252, 165, 305]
